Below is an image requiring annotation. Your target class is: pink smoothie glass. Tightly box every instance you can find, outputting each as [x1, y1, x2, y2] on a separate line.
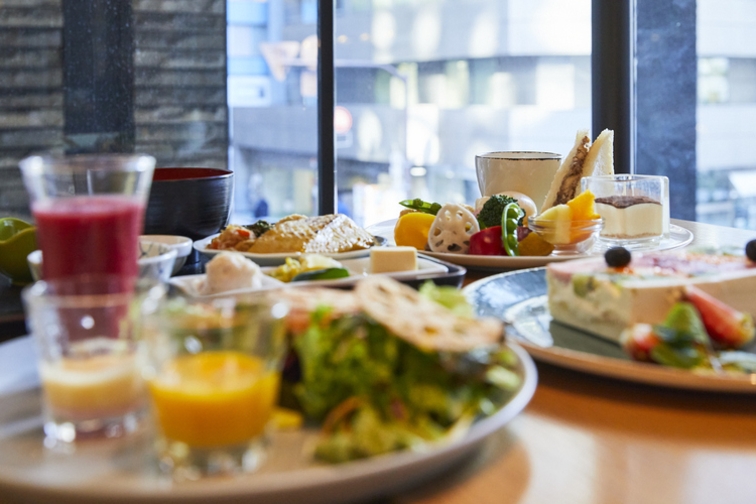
[19, 154, 156, 282]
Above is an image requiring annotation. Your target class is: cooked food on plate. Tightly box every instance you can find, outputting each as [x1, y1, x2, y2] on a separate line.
[546, 243, 756, 373]
[210, 214, 375, 255]
[267, 254, 348, 283]
[199, 251, 264, 294]
[276, 276, 522, 462]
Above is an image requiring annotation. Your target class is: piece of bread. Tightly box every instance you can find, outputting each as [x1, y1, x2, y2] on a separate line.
[541, 129, 614, 211]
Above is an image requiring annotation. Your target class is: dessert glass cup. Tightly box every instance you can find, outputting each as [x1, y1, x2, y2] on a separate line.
[22, 275, 165, 448]
[18, 154, 156, 281]
[475, 152, 561, 213]
[140, 294, 288, 480]
[528, 218, 603, 256]
[581, 175, 670, 248]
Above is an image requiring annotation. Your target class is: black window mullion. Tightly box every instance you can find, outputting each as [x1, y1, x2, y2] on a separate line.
[317, 0, 336, 215]
[592, 0, 634, 174]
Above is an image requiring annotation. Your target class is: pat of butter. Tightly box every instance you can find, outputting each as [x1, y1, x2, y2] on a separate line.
[370, 246, 418, 273]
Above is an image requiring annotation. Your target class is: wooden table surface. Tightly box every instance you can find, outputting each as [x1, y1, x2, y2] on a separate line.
[380, 220, 756, 504]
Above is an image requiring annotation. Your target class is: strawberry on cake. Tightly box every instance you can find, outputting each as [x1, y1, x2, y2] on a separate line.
[546, 247, 756, 342]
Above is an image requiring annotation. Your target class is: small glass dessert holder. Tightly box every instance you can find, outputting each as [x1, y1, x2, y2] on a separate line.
[527, 218, 603, 256]
[581, 175, 670, 249]
[22, 275, 166, 449]
[140, 293, 289, 480]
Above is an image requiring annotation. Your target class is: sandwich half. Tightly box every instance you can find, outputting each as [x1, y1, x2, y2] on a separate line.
[541, 129, 614, 211]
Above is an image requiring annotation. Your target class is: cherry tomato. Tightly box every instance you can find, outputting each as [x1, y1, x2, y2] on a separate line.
[469, 226, 506, 255]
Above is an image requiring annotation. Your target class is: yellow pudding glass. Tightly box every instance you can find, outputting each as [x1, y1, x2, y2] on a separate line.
[142, 296, 287, 479]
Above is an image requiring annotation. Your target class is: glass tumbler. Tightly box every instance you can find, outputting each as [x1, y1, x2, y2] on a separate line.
[140, 294, 289, 480]
[22, 275, 165, 447]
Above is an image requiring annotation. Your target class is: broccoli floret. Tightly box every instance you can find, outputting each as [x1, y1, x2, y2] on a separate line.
[477, 194, 518, 229]
[244, 220, 272, 237]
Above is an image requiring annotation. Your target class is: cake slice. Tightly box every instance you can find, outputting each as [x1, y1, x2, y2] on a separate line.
[546, 251, 756, 341]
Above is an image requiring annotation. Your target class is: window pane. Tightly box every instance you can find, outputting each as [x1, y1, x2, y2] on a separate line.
[697, 0, 756, 228]
[227, 0, 319, 222]
[334, 0, 592, 226]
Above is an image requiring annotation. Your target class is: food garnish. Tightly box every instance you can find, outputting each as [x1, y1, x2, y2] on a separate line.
[291, 267, 350, 282]
[428, 204, 480, 254]
[399, 198, 442, 215]
[684, 285, 755, 348]
[468, 226, 505, 256]
[394, 211, 436, 250]
[208, 224, 258, 251]
[477, 194, 518, 229]
[604, 246, 631, 268]
[244, 220, 272, 237]
[501, 202, 524, 256]
[268, 254, 345, 283]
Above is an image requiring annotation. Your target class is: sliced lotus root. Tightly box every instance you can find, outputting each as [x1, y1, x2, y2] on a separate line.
[427, 203, 480, 254]
[354, 276, 503, 353]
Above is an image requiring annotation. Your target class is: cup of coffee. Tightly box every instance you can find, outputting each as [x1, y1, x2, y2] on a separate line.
[475, 152, 561, 212]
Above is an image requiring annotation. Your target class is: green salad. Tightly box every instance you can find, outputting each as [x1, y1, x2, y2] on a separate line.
[282, 278, 522, 463]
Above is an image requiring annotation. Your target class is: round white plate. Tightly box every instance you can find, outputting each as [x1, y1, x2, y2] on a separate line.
[193, 235, 386, 266]
[0, 337, 537, 504]
[366, 220, 694, 271]
[464, 268, 756, 393]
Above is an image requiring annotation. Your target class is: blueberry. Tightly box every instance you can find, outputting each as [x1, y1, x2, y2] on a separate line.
[605, 246, 631, 268]
[746, 239, 756, 262]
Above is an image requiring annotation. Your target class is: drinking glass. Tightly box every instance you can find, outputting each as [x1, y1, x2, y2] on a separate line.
[581, 174, 670, 247]
[22, 275, 165, 447]
[18, 154, 156, 281]
[140, 294, 288, 480]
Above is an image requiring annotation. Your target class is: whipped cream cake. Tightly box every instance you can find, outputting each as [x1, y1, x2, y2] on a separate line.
[546, 251, 756, 341]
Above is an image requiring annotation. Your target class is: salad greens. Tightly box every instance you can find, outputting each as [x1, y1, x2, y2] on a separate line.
[289, 283, 520, 463]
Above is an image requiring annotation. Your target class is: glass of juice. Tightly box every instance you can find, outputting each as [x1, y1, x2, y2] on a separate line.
[18, 154, 156, 281]
[141, 294, 288, 480]
[22, 275, 166, 447]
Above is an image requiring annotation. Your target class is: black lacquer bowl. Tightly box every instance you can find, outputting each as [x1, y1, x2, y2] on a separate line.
[145, 167, 233, 243]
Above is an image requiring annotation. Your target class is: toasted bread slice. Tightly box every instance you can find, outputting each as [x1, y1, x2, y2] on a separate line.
[582, 129, 614, 178]
[541, 129, 591, 211]
[541, 129, 615, 211]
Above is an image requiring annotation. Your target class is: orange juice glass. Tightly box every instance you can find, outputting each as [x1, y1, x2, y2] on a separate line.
[142, 295, 288, 479]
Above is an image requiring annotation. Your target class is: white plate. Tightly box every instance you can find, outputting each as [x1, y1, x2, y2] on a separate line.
[464, 268, 756, 393]
[169, 257, 449, 296]
[193, 235, 386, 266]
[0, 337, 537, 504]
[366, 219, 694, 271]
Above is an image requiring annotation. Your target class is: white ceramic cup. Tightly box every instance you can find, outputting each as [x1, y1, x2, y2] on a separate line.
[475, 152, 561, 212]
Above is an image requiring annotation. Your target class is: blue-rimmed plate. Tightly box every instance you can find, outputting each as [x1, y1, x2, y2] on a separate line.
[464, 267, 756, 393]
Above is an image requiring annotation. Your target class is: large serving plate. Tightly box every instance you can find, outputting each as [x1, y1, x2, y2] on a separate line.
[464, 268, 756, 393]
[366, 220, 694, 271]
[0, 337, 537, 504]
[169, 255, 465, 297]
[193, 235, 387, 266]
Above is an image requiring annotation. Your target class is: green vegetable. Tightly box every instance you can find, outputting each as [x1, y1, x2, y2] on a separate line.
[244, 220, 272, 236]
[418, 281, 473, 318]
[477, 194, 518, 229]
[399, 198, 442, 215]
[291, 301, 520, 462]
[648, 302, 710, 369]
[291, 267, 350, 282]
[500, 202, 524, 257]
